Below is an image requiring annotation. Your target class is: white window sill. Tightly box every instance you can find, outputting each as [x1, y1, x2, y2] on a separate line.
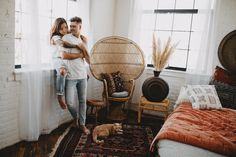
[13, 67, 55, 81]
[145, 67, 186, 79]
[145, 67, 211, 79]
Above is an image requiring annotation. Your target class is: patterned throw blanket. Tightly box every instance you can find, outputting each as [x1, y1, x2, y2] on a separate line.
[150, 102, 236, 156]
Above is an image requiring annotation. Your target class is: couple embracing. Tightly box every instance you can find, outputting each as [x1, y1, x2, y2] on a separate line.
[50, 16, 90, 134]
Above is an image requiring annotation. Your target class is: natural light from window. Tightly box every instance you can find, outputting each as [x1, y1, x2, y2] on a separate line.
[140, 0, 213, 71]
[15, 0, 78, 68]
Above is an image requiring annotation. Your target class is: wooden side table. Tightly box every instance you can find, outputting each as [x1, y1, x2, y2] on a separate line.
[138, 96, 170, 123]
[87, 99, 105, 124]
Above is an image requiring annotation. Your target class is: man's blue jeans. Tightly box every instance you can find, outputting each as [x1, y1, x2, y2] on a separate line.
[65, 79, 87, 126]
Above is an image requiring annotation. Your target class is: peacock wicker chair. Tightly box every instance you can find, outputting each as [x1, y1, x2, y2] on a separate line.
[90, 36, 145, 121]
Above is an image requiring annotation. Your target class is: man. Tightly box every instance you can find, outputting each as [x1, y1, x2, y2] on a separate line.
[61, 16, 90, 134]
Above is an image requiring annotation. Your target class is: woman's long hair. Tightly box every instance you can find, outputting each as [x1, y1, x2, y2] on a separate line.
[50, 17, 68, 44]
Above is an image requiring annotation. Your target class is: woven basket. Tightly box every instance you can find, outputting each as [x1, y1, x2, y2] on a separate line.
[89, 36, 145, 81]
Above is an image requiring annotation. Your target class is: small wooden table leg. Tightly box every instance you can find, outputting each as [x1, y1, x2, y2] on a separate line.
[95, 107, 98, 125]
[87, 99, 105, 125]
[138, 96, 170, 122]
[138, 101, 142, 123]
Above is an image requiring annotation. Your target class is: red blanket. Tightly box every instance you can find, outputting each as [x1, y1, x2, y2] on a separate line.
[150, 102, 236, 156]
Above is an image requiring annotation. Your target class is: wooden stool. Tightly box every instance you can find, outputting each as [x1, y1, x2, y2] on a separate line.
[138, 96, 170, 123]
[87, 99, 105, 124]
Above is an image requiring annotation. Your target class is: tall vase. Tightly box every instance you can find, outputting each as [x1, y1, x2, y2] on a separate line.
[142, 70, 169, 102]
[153, 70, 161, 77]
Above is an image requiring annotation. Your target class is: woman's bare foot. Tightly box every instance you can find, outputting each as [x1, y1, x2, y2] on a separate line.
[57, 95, 67, 109]
[80, 125, 90, 135]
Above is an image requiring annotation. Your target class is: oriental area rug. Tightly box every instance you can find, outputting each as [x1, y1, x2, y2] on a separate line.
[49, 124, 154, 157]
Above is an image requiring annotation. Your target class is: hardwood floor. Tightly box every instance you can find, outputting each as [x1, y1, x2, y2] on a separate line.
[0, 109, 164, 157]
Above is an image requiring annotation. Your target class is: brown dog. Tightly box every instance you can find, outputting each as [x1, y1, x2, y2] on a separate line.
[92, 123, 123, 144]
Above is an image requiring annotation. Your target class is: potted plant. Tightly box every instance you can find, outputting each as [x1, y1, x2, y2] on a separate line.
[152, 32, 178, 77]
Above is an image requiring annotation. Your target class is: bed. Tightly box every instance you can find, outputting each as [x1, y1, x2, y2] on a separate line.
[150, 102, 236, 157]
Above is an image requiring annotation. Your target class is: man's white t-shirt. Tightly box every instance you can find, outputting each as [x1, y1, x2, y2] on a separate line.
[62, 33, 87, 80]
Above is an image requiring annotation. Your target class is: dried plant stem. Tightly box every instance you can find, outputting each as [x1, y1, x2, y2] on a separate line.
[152, 32, 177, 71]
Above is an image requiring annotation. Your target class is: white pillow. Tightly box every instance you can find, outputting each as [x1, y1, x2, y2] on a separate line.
[186, 85, 222, 109]
[174, 86, 191, 109]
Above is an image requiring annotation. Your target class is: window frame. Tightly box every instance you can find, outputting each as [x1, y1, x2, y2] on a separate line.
[14, 0, 78, 69]
[142, 0, 199, 72]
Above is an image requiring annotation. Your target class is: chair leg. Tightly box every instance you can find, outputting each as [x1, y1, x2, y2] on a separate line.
[138, 109, 141, 123]
[124, 102, 129, 115]
[95, 107, 98, 125]
[90, 106, 94, 114]
[138, 101, 142, 123]
[106, 100, 110, 119]
[86, 105, 89, 114]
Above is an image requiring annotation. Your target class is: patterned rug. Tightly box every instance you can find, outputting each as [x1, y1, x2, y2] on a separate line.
[50, 124, 154, 157]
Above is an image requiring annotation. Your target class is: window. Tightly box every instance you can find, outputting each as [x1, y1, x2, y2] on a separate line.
[140, 0, 212, 71]
[15, 0, 78, 68]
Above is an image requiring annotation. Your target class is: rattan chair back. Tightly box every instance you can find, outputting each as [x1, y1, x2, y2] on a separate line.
[90, 36, 145, 81]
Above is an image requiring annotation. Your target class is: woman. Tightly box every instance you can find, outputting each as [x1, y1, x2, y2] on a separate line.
[50, 18, 69, 109]
[50, 18, 90, 110]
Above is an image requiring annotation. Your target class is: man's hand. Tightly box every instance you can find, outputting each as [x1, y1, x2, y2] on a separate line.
[77, 43, 86, 51]
[77, 43, 90, 64]
[80, 35, 88, 45]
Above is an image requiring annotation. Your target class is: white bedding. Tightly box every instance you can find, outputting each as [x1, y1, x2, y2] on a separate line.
[157, 139, 227, 157]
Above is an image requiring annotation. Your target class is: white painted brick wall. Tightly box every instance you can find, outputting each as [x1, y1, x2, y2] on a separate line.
[0, 0, 20, 149]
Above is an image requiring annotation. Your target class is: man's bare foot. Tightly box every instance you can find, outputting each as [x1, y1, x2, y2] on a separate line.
[80, 125, 90, 135]
[57, 96, 67, 109]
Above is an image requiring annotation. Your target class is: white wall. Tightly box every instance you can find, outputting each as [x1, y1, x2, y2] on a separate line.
[89, 0, 136, 41]
[0, 0, 20, 149]
[78, 0, 91, 37]
[90, 0, 116, 42]
[113, 0, 131, 37]
[212, 0, 236, 68]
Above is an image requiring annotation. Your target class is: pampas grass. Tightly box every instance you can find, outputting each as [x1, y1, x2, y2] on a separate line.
[152, 32, 178, 71]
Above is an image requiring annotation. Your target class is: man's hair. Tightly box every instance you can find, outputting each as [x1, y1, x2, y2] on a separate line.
[70, 16, 82, 23]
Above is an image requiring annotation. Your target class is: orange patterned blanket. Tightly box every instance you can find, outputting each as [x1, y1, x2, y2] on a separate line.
[150, 102, 236, 156]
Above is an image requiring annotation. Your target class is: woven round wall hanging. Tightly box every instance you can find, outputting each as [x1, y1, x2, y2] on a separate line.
[218, 30, 236, 74]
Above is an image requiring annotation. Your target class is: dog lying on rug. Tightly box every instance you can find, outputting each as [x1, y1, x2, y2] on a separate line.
[92, 123, 123, 144]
